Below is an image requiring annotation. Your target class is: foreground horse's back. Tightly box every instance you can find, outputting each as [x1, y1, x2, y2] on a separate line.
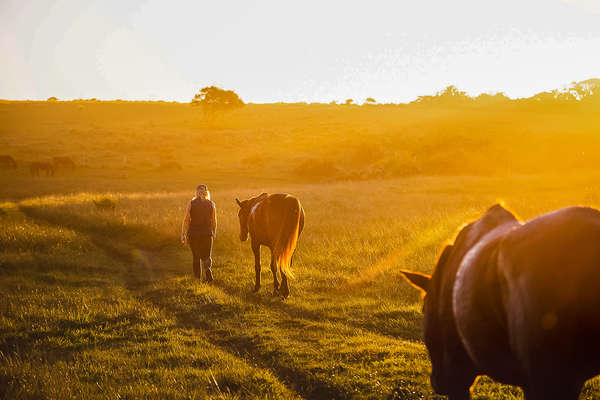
[500, 207, 600, 397]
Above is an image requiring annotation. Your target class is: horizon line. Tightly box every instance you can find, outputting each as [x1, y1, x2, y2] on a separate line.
[2, 76, 597, 105]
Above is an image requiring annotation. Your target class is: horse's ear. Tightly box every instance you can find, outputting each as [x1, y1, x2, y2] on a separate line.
[400, 270, 431, 293]
[235, 198, 242, 207]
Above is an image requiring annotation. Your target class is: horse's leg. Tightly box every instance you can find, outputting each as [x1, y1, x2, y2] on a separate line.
[269, 248, 279, 295]
[279, 272, 289, 299]
[279, 251, 298, 299]
[252, 242, 261, 292]
[279, 266, 290, 299]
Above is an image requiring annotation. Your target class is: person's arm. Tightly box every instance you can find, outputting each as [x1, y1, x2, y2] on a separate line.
[181, 202, 191, 244]
[211, 201, 217, 237]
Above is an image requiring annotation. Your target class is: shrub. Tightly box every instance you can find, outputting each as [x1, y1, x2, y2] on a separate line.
[293, 157, 341, 180]
[93, 197, 117, 211]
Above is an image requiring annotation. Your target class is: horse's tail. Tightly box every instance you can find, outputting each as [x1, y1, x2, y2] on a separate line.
[274, 197, 303, 279]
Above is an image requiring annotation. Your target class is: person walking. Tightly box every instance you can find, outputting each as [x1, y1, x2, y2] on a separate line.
[181, 184, 217, 282]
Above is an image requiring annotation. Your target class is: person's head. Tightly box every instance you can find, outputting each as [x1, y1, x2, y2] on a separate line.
[195, 184, 210, 200]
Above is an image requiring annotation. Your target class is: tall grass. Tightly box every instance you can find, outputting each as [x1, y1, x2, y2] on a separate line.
[3, 176, 600, 398]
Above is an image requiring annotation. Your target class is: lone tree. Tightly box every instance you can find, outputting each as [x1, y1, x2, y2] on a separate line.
[192, 86, 244, 122]
[412, 85, 472, 105]
[438, 85, 468, 98]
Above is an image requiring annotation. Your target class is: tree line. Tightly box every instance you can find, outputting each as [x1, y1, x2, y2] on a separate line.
[191, 78, 599, 118]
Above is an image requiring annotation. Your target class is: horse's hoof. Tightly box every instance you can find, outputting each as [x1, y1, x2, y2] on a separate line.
[253, 286, 260, 293]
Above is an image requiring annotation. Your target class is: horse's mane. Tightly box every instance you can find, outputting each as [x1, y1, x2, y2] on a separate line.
[244, 192, 269, 208]
[252, 192, 269, 202]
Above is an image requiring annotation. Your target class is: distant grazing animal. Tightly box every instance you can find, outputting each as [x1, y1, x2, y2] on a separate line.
[0, 155, 17, 169]
[401, 204, 600, 399]
[52, 156, 76, 170]
[236, 193, 304, 299]
[30, 162, 54, 177]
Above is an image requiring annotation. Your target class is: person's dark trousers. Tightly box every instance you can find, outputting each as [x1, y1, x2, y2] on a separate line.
[188, 233, 213, 281]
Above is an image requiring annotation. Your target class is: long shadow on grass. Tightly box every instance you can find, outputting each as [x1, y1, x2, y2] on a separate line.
[0, 310, 168, 365]
[18, 205, 180, 289]
[212, 277, 425, 342]
[19, 205, 173, 252]
[141, 283, 353, 400]
[0, 260, 112, 289]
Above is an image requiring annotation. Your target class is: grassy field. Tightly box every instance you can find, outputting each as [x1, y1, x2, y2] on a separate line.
[2, 101, 600, 399]
[1, 99, 600, 194]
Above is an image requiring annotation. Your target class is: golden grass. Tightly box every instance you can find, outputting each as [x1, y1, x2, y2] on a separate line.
[2, 101, 600, 398]
[3, 175, 600, 399]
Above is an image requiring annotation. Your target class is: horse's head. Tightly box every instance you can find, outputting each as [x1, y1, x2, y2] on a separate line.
[400, 204, 518, 399]
[401, 245, 474, 399]
[236, 193, 270, 242]
[236, 198, 251, 241]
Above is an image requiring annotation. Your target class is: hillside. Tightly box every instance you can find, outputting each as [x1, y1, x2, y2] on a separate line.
[1, 94, 599, 201]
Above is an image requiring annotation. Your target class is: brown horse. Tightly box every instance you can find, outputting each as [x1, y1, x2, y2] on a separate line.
[401, 204, 600, 400]
[0, 155, 17, 169]
[30, 162, 54, 176]
[236, 193, 304, 298]
[52, 156, 76, 170]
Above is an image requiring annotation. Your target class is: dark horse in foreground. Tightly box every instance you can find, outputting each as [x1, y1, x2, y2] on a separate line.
[401, 204, 600, 400]
[236, 193, 304, 299]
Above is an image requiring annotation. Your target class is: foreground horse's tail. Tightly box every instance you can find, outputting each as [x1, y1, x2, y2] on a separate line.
[274, 197, 302, 279]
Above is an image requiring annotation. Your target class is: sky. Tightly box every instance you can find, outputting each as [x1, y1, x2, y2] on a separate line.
[1, 0, 600, 103]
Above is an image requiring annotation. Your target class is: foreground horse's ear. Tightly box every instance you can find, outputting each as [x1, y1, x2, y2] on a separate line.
[235, 198, 242, 207]
[400, 270, 431, 293]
